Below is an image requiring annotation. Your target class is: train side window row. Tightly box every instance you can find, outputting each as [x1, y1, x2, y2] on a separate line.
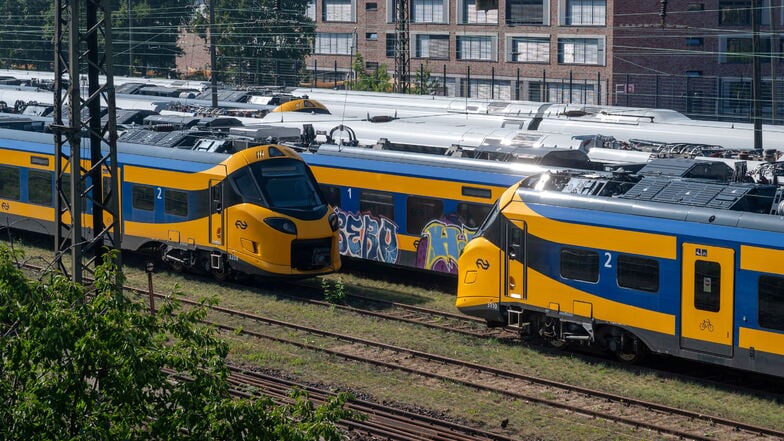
[560, 247, 660, 293]
[131, 184, 188, 217]
[320, 185, 490, 234]
[0, 165, 52, 206]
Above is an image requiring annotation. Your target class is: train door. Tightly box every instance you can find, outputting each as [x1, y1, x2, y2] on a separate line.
[680, 243, 734, 357]
[209, 179, 224, 247]
[504, 219, 526, 300]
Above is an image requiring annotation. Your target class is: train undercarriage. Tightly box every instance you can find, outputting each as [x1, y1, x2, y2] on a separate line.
[506, 307, 649, 363]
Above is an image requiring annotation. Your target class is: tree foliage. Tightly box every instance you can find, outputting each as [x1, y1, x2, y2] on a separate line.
[0, 247, 355, 440]
[350, 53, 392, 92]
[112, 0, 192, 76]
[0, 0, 52, 70]
[191, 0, 315, 86]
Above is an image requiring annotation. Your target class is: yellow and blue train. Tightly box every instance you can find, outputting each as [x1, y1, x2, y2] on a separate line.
[457, 166, 784, 377]
[298, 145, 598, 274]
[0, 128, 341, 278]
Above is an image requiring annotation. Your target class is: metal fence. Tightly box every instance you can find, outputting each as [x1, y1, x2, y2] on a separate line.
[240, 58, 780, 126]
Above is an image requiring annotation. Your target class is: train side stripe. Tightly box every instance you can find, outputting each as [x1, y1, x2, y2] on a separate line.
[740, 245, 784, 274]
[516, 200, 677, 259]
[738, 327, 784, 354]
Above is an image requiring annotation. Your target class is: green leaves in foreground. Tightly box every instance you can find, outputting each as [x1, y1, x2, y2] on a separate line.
[0, 246, 357, 440]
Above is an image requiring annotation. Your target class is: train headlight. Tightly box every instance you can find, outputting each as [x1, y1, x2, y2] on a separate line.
[264, 217, 297, 235]
[328, 212, 339, 232]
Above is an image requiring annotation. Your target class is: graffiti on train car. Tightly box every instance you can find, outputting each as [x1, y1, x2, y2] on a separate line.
[416, 218, 478, 273]
[336, 208, 399, 264]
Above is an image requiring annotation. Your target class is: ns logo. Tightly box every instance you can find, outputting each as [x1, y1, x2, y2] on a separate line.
[475, 258, 490, 270]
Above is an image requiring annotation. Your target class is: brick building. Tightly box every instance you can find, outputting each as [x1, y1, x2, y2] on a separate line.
[307, 0, 782, 121]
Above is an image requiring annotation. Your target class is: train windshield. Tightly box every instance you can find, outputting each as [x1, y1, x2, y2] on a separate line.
[232, 158, 327, 219]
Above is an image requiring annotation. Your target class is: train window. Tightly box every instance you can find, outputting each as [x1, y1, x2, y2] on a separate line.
[231, 168, 262, 202]
[457, 202, 490, 229]
[164, 189, 188, 217]
[759, 276, 784, 331]
[617, 255, 659, 292]
[320, 184, 341, 208]
[461, 186, 492, 199]
[27, 169, 53, 206]
[0, 166, 20, 200]
[694, 260, 721, 312]
[407, 196, 443, 233]
[360, 190, 394, 220]
[560, 248, 599, 283]
[132, 185, 155, 211]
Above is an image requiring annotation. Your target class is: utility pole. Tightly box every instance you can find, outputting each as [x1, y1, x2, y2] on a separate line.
[52, 0, 121, 283]
[751, 0, 762, 150]
[393, 0, 409, 93]
[210, 0, 218, 108]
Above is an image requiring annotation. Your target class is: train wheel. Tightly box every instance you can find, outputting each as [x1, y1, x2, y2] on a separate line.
[614, 332, 648, 364]
[211, 265, 232, 282]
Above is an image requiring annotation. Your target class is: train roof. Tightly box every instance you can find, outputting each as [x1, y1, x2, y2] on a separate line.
[0, 127, 230, 171]
[516, 165, 784, 235]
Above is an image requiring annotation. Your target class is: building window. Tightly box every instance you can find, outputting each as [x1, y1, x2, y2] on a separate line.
[322, 0, 354, 22]
[694, 260, 721, 312]
[719, 0, 769, 25]
[406, 196, 443, 233]
[0, 166, 20, 201]
[546, 82, 596, 104]
[306, 0, 316, 20]
[509, 36, 549, 62]
[413, 0, 448, 23]
[457, 35, 497, 60]
[27, 170, 52, 206]
[560, 248, 599, 283]
[366, 61, 379, 69]
[617, 255, 659, 292]
[686, 37, 704, 46]
[314, 32, 354, 55]
[460, 0, 499, 24]
[366, 2, 378, 10]
[360, 190, 395, 220]
[164, 189, 188, 217]
[132, 185, 155, 211]
[720, 35, 772, 63]
[759, 275, 784, 331]
[386, 33, 396, 57]
[557, 37, 605, 65]
[687, 2, 705, 10]
[562, 0, 605, 26]
[415, 34, 450, 59]
[507, 0, 547, 25]
[366, 32, 378, 40]
[685, 70, 703, 77]
[461, 78, 511, 99]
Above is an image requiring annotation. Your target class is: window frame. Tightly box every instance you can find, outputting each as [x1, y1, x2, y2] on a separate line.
[694, 260, 721, 312]
[132, 184, 155, 212]
[27, 169, 53, 206]
[406, 196, 444, 233]
[616, 254, 660, 293]
[507, 34, 550, 63]
[557, 36, 605, 65]
[359, 190, 395, 220]
[456, 34, 498, 61]
[164, 189, 189, 218]
[0, 165, 20, 201]
[759, 275, 784, 331]
[414, 33, 450, 59]
[506, 0, 548, 25]
[560, 247, 599, 283]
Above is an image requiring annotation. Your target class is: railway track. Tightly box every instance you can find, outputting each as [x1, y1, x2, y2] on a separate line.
[19, 262, 784, 440]
[226, 366, 515, 441]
